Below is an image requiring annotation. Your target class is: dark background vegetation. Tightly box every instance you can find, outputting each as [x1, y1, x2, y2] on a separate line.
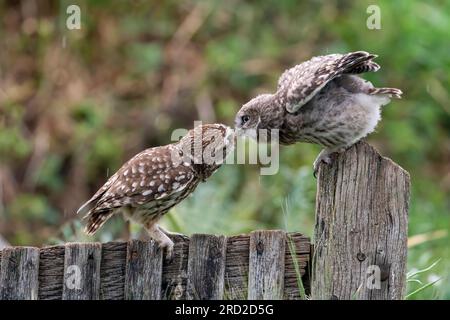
[0, 0, 448, 299]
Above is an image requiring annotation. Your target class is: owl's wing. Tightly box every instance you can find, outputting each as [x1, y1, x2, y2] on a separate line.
[82, 146, 196, 234]
[94, 147, 195, 210]
[277, 51, 379, 113]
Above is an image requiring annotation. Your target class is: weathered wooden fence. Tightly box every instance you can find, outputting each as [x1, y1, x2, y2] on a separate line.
[0, 141, 410, 300]
[0, 231, 310, 300]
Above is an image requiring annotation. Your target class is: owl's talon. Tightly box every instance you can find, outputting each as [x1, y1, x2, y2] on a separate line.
[170, 234, 190, 242]
[158, 238, 174, 263]
[158, 225, 188, 240]
[313, 147, 348, 177]
[163, 243, 174, 263]
[313, 150, 333, 178]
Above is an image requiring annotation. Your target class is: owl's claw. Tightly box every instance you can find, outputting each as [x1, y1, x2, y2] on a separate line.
[158, 225, 188, 239]
[157, 237, 175, 263]
[163, 242, 174, 263]
[313, 147, 348, 178]
[313, 150, 333, 178]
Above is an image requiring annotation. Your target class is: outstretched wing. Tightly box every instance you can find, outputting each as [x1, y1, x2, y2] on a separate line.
[80, 146, 196, 234]
[277, 51, 379, 113]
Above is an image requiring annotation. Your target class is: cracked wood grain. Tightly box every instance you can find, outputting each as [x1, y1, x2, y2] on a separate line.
[0, 247, 40, 300]
[186, 234, 227, 300]
[62, 243, 102, 300]
[248, 230, 286, 300]
[312, 141, 410, 300]
[125, 239, 163, 300]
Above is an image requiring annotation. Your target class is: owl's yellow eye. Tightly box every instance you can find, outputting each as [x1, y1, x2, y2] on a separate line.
[241, 115, 250, 124]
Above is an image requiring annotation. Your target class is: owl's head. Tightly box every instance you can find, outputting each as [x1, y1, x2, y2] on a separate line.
[235, 94, 274, 140]
[177, 123, 235, 167]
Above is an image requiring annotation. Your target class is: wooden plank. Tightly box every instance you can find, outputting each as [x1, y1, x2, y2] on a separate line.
[186, 234, 227, 300]
[38, 245, 65, 300]
[248, 230, 285, 300]
[0, 247, 40, 300]
[62, 243, 102, 300]
[125, 239, 163, 300]
[312, 141, 410, 300]
[100, 242, 127, 300]
[161, 235, 190, 300]
[284, 232, 310, 299]
[224, 234, 250, 300]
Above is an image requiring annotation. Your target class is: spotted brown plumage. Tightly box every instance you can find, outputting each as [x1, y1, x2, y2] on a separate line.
[77, 123, 235, 260]
[235, 51, 402, 176]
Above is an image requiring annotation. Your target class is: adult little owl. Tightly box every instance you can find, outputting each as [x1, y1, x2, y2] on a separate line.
[77, 123, 235, 260]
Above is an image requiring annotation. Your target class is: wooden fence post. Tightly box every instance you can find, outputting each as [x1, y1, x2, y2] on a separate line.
[186, 234, 227, 300]
[312, 141, 410, 300]
[38, 245, 65, 300]
[62, 243, 102, 300]
[125, 240, 163, 300]
[248, 230, 285, 300]
[0, 247, 40, 300]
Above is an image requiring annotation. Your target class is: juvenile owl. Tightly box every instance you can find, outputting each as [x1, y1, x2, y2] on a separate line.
[235, 51, 402, 175]
[77, 123, 235, 260]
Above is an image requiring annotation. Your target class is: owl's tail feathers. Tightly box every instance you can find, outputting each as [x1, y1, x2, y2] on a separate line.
[77, 195, 114, 235]
[84, 209, 114, 235]
[341, 51, 380, 74]
[76, 197, 97, 216]
[369, 87, 403, 99]
[342, 51, 402, 99]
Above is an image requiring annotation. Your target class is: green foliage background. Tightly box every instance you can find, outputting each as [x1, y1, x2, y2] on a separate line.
[0, 0, 448, 299]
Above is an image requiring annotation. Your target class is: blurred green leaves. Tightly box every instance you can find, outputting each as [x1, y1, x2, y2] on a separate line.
[0, 104, 32, 161]
[127, 43, 163, 74]
[8, 194, 57, 222]
[0, 125, 31, 161]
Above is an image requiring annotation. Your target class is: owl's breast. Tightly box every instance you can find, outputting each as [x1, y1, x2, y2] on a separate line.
[128, 179, 200, 225]
[278, 111, 306, 145]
